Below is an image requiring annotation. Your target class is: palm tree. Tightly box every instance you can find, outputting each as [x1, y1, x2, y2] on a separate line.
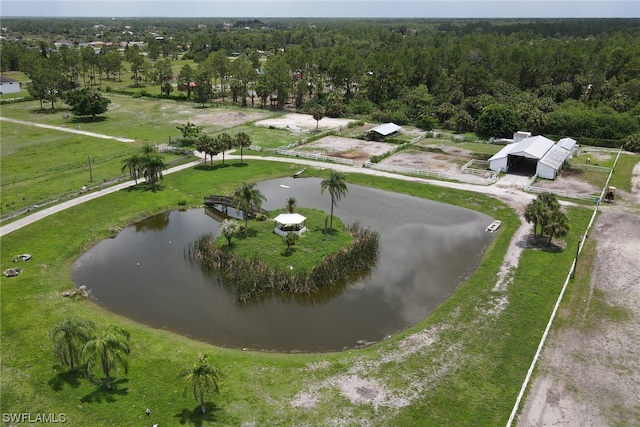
[231, 182, 267, 235]
[121, 152, 142, 183]
[180, 354, 221, 414]
[312, 105, 325, 130]
[320, 170, 348, 231]
[524, 198, 547, 238]
[216, 132, 233, 166]
[196, 133, 215, 167]
[139, 144, 166, 190]
[537, 192, 560, 233]
[544, 210, 570, 245]
[234, 131, 252, 164]
[48, 316, 95, 371]
[219, 219, 237, 246]
[82, 325, 130, 389]
[282, 232, 299, 254]
[286, 197, 297, 213]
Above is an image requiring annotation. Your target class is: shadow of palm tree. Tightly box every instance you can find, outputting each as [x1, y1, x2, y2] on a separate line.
[174, 403, 220, 426]
[122, 184, 165, 193]
[80, 378, 129, 403]
[48, 368, 83, 392]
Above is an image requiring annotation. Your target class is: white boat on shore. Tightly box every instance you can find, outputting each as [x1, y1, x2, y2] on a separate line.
[486, 220, 502, 233]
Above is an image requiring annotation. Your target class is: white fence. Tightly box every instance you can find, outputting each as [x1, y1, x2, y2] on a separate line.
[524, 174, 599, 202]
[572, 163, 612, 173]
[273, 149, 355, 166]
[363, 161, 498, 185]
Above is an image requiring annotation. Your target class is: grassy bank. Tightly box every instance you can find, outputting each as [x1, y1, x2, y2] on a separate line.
[1, 160, 592, 425]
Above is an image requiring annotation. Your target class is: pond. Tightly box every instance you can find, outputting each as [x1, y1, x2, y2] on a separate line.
[72, 177, 496, 352]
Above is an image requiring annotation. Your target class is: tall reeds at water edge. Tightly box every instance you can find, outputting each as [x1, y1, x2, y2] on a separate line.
[188, 223, 379, 303]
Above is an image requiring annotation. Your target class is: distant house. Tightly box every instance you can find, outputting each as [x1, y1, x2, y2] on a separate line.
[364, 123, 401, 141]
[0, 75, 21, 94]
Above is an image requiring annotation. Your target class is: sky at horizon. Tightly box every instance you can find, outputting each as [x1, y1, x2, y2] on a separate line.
[1, 1, 639, 19]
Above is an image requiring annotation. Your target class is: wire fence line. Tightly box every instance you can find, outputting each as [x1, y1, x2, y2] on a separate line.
[506, 147, 623, 426]
[273, 149, 355, 166]
[363, 161, 498, 185]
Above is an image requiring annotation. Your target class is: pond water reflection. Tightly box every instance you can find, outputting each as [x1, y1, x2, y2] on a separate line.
[72, 178, 496, 352]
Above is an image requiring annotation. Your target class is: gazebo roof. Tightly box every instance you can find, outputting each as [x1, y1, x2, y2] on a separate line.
[273, 213, 307, 225]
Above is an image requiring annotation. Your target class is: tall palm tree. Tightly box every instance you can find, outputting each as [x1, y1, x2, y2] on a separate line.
[180, 353, 221, 414]
[524, 198, 547, 238]
[216, 132, 233, 166]
[231, 182, 267, 235]
[196, 133, 214, 166]
[139, 144, 166, 190]
[234, 131, 252, 164]
[82, 325, 130, 389]
[48, 316, 95, 371]
[537, 192, 560, 233]
[320, 170, 348, 231]
[286, 197, 297, 213]
[120, 152, 142, 183]
[544, 210, 570, 245]
[219, 219, 237, 246]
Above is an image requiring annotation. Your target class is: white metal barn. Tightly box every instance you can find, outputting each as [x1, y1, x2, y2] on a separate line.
[488, 135, 556, 175]
[537, 145, 569, 179]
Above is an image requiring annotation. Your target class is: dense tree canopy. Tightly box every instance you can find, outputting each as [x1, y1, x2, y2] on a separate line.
[2, 18, 639, 145]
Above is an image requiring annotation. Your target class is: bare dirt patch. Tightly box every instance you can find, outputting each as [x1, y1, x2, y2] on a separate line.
[301, 136, 396, 163]
[171, 109, 271, 129]
[532, 168, 601, 195]
[518, 161, 640, 426]
[254, 113, 355, 132]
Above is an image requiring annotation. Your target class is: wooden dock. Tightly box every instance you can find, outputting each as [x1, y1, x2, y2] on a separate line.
[204, 195, 268, 216]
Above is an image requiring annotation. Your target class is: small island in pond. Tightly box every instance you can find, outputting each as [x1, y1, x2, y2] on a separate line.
[189, 208, 379, 302]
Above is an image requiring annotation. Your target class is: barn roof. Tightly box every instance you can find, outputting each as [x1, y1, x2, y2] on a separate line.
[508, 135, 555, 160]
[557, 137, 577, 151]
[488, 143, 517, 161]
[539, 145, 569, 170]
[368, 123, 401, 136]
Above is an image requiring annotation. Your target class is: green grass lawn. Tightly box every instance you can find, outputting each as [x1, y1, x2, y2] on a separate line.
[0, 158, 597, 425]
[221, 207, 352, 273]
[0, 120, 191, 216]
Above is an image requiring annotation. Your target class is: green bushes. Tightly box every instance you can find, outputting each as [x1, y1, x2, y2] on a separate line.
[189, 223, 379, 302]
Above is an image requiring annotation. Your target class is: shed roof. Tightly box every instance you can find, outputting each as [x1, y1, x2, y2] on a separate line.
[488, 143, 518, 161]
[557, 137, 577, 151]
[508, 135, 555, 160]
[273, 213, 307, 225]
[368, 123, 401, 136]
[539, 145, 569, 170]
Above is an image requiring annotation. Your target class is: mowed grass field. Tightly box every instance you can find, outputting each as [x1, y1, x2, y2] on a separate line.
[0, 96, 305, 216]
[0, 158, 597, 426]
[2, 91, 631, 425]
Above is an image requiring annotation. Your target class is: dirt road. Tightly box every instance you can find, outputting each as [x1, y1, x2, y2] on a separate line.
[517, 164, 640, 426]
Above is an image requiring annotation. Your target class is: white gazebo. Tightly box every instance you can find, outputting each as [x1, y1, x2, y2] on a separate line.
[273, 213, 307, 237]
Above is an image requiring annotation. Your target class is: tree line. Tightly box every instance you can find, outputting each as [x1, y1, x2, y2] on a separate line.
[2, 18, 639, 146]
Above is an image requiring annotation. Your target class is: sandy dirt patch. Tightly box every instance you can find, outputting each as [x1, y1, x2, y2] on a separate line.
[175, 110, 271, 129]
[532, 168, 602, 195]
[300, 136, 397, 163]
[518, 161, 640, 426]
[254, 113, 355, 132]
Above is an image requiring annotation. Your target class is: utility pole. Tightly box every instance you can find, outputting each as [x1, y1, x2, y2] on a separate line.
[88, 155, 93, 182]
